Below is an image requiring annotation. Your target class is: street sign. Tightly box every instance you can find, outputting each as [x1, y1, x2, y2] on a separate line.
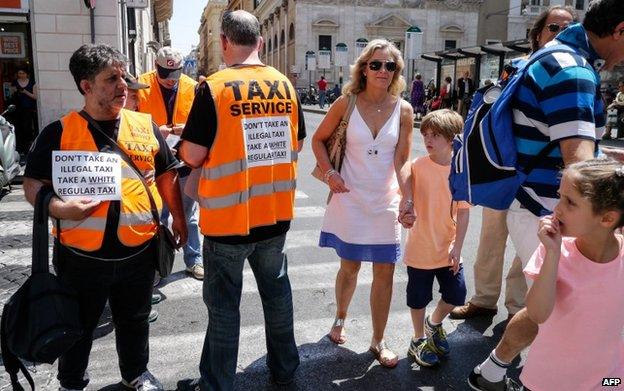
[126, 0, 149, 8]
[405, 26, 423, 60]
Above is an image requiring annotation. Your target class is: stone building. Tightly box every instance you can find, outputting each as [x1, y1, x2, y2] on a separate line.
[197, 0, 227, 76]
[0, 0, 172, 128]
[247, 0, 483, 89]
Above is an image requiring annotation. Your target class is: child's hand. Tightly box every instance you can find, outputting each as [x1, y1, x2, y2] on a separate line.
[538, 215, 562, 254]
[399, 211, 415, 228]
[448, 246, 461, 275]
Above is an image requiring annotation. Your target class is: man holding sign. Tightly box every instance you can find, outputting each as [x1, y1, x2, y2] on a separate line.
[179, 10, 306, 390]
[138, 47, 204, 280]
[23, 44, 186, 391]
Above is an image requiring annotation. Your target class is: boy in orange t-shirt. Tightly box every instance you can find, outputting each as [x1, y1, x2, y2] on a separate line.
[401, 109, 470, 367]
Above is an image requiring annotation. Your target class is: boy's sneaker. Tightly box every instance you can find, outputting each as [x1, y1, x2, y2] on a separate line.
[467, 366, 523, 391]
[425, 316, 450, 356]
[122, 370, 163, 391]
[407, 337, 440, 367]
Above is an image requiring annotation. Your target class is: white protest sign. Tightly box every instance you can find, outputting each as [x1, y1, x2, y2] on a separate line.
[165, 134, 180, 149]
[52, 151, 122, 201]
[242, 116, 292, 169]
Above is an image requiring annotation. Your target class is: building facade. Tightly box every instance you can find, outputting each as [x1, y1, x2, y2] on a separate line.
[197, 0, 227, 77]
[0, 0, 172, 129]
[250, 0, 483, 89]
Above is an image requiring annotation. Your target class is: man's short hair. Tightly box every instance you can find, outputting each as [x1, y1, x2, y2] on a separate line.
[583, 0, 624, 38]
[69, 44, 127, 95]
[221, 10, 260, 46]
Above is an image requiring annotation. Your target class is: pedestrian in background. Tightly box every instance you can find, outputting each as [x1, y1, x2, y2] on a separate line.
[451, 4, 577, 325]
[179, 10, 305, 390]
[313, 38, 414, 368]
[469, 0, 623, 388]
[521, 159, 624, 391]
[138, 47, 204, 280]
[22, 43, 187, 391]
[456, 70, 474, 117]
[441, 76, 453, 109]
[402, 109, 469, 368]
[410, 73, 425, 120]
[318, 75, 327, 109]
[11, 65, 37, 160]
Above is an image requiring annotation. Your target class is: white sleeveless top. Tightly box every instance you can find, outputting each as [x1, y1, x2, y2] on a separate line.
[320, 97, 401, 258]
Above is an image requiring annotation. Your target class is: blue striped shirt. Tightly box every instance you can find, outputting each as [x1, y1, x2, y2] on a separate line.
[512, 23, 605, 216]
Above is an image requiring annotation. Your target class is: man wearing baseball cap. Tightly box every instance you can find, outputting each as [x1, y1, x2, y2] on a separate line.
[138, 47, 204, 280]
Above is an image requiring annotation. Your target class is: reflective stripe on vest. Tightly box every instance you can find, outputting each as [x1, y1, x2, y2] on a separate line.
[198, 65, 299, 236]
[56, 110, 162, 251]
[137, 71, 197, 126]
[201, 151, 299, 180]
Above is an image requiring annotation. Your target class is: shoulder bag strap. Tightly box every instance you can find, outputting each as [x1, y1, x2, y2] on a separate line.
[342, 94, 357, 125]
[78, 111, 160, 225]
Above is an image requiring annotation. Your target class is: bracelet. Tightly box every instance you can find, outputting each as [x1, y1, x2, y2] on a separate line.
[324, 168, 338, 183]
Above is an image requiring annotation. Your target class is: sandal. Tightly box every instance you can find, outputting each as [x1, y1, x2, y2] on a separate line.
[369, 340, 398, 368]
[328, 318, 347, 344]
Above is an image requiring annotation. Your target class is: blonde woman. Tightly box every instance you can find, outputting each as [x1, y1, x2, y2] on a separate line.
[312, 39, 414, 368]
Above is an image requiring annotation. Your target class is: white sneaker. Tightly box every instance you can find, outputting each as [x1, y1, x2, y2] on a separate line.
[122, 370, 163, 391]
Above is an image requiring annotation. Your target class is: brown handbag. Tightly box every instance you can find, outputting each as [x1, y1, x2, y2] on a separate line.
[311, 94, 357, 182]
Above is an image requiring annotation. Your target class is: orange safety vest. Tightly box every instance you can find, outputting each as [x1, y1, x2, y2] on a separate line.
[55, 109, 162, 251]
[198, 65, 299, 236]
[137, 71, 197, 126]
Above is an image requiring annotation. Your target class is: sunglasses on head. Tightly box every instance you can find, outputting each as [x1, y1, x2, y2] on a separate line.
[367, 60, 397, 72]
[546, 23, 567, 33]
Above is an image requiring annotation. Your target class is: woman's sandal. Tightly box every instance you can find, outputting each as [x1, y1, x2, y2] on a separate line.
[369, 340, 398, 368]
[328, 318, 347, 344]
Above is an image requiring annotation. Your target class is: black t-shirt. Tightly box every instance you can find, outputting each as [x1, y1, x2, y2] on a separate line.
[25, 117, 178, 260]
[182, 77, 307, 245]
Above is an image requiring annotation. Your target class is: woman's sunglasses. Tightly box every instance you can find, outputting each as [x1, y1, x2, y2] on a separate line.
[367, 61, 397, 72]
[546, 23, 567, 33]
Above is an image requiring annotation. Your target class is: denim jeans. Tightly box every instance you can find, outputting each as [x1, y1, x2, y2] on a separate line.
[54, 242, 155, 389]
[162, 174, 202, 268]
[199, 233, 299, 391]
[319, 90, 326, 109]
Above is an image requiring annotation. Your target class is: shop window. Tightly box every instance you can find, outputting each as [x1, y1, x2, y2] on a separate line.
[280, 29, 285, 46]
[289, 23, 295, 41]
[319, 35, 332, 51]
[273, 34, 277, 50]
[444, 40, 457, 50]
[268, 38, 272, 52]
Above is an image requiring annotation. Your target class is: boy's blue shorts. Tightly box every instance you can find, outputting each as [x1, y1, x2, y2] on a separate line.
[406, 264, 467, 309]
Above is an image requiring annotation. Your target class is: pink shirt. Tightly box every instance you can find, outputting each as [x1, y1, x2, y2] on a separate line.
[521, 237, 624, 391]
[403, 156, 469, 269]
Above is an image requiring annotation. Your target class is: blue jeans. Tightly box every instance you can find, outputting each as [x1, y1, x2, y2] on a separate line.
[161, 174, 202, 268]
[199, 233, 299, 390]
[319, 90, 326, 108]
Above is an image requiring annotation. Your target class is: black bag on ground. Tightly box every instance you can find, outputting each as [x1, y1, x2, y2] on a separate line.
[1, 188, 83, 390]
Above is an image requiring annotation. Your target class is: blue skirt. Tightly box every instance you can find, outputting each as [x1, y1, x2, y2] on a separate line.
[319, 232, 400, 264]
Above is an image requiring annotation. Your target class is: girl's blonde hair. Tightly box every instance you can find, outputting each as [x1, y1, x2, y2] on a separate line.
[342, 39, 406, 97]
[564, 158, 624, 228]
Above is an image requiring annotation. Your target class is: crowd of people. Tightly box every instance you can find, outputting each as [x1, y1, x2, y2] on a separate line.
[17, 0, 624, 390]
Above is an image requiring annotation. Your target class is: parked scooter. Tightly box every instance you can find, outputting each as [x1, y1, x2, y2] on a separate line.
[0, 105, 19, 189]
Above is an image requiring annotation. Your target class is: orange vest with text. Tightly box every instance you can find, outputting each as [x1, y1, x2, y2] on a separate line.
[198, 65, 299, 236]
[137, 71, 197, 126]
[55, 109, 162, 252]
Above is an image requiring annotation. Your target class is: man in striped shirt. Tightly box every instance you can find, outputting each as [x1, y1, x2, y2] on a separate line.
[469, 1, 624, 390]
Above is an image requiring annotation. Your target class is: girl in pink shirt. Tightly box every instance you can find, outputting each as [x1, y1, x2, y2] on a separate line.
[522, 158, 624, 391]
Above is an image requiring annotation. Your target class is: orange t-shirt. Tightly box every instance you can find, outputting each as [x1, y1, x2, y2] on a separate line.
[403, 156, 470, 269]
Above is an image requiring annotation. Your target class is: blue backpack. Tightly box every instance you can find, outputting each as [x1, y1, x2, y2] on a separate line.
[449, 44, 575, 210]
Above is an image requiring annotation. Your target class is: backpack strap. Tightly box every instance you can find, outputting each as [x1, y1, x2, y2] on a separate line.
[1, 304, 35, 391]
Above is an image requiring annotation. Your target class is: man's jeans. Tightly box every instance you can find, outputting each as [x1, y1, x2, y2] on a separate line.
[199, 233, 299, 390]
[162, 174, 202, 268]
[319, 90, 326, 109]
[54, 243, 154, 389]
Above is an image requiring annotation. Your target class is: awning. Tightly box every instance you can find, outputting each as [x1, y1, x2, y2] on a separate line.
[154, 0, 173, 23]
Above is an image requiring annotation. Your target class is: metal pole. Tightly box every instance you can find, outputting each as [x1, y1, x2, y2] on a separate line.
[90, 7, 95, 43]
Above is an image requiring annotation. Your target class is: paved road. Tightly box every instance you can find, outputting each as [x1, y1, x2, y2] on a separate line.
[5, 108, 613, 390]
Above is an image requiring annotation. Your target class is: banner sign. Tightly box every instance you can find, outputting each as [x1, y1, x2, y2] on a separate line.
[405, 27, 423, 60]
[305, 52, 316, 71]
[242, 116, 292, 168]
[355, 38, 368, 57]
[318, 50, 331, 69]
[0, 32, 24, 58]
[52, 151, 122, 201]
[335, 43, 348, 67]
